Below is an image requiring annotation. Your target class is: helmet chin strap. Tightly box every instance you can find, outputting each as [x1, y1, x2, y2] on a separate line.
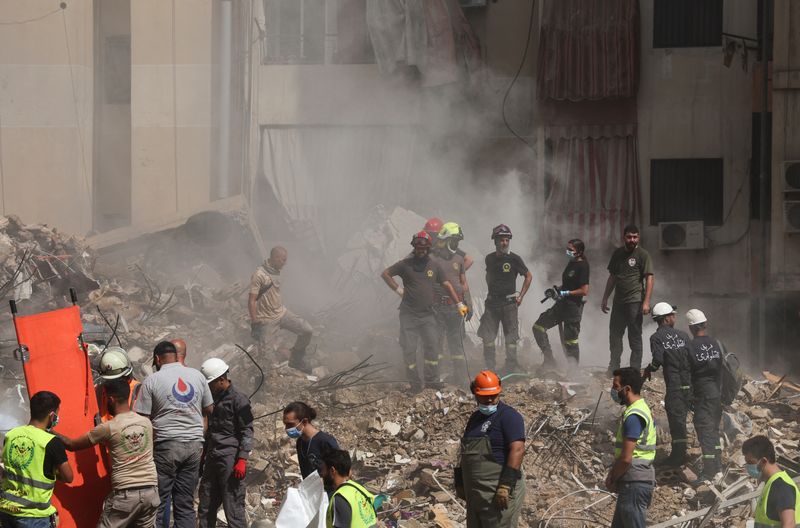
[447, 239, 458, 254]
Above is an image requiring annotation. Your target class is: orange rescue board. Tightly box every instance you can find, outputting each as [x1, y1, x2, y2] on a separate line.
[13, 305, 111, 528]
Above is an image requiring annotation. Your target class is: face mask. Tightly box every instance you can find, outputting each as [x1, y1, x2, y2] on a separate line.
[47, 413, 59, 432]
[286, 425, 302, 439]
[478, 404, 498, 415]
[566, 249, 576, 259]
[745, 463, 761, 479]
[610, 388, 626, 405]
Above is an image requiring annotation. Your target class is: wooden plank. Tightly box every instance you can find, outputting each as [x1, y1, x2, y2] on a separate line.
[763, 371, 800, 393]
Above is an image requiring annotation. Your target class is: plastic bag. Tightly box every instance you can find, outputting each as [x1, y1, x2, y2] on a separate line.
[275, 472, 328, 528]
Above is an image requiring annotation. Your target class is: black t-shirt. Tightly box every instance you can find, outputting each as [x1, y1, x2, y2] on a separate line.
[606, 246, 653, 305]
[463, 402, 525, 465]
[386, 256, 447, 314]
[331, 494, 352, 528]
[296, 431, 339, 479]
[766, 478, 797, 522]
[43, 437, 68, 480]
[484, 252, 529, 298]
[560, 260, 589, 304]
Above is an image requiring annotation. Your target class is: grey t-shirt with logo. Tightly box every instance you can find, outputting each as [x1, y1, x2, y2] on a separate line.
[134, 362, 212, 442]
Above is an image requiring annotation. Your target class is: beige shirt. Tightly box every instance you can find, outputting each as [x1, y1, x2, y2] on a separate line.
[87, 411, 157, 490]
[249, 263, 286, 323]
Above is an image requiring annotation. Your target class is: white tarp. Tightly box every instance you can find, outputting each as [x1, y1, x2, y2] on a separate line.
[274, 471, 328, 528]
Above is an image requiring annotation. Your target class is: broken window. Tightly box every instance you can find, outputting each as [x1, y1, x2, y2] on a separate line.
[653, 0, 723, 48]
[650, 158, 724, 226]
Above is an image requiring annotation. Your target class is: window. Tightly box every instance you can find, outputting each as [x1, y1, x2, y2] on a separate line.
[653, 0, 723, 48]
[650, 159, 723, 226]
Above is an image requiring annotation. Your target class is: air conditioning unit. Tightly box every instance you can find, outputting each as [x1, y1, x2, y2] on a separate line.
[784, 161, 800, 191]
[459, 0, 488, 7]
[784, 201, 800, 233]
[658, 221, 704, 250]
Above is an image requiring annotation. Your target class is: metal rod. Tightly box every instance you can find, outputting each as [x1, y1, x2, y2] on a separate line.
[757, 0, 771, 367]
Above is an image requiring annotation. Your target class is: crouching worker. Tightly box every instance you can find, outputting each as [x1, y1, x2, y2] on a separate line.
[455, 370, 525, 527]
[321, 448, 377, 528]
[59, 379, 159, 527]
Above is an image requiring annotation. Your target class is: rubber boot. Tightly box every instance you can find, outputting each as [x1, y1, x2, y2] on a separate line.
[288, 349, 312, 374]
[483, 343, 496, 371]
[504, 342, 521, 374]
[655, 444, 687, 468]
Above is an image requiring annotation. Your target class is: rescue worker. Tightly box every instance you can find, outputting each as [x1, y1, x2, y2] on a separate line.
[477, 224, 532, 373]
[0, 391, 73, 527]
[321, 448, 377, 528]
[601, 225, 654, 373]
[249, 246, 314, 373]
[97, 346, 141, 423]
[381, 231, 465, 392]
[532, 239, 589, 368]
[455, 370, 525, 527]
[642, 303, 691, 467]
[742, 435, 800, 527]
[605, 368, 656, 528]
[171, 338, 187, 365]
[686, 308, 723, 479]
[59, 379, 159, 527]
[432, 222, 472, 382]
[198, 358, 254, 528]
[282, 402, 340, 481]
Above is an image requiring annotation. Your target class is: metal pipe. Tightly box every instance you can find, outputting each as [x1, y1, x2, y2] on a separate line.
[758, 0, 771, 366]
[216, 0, 232, 199]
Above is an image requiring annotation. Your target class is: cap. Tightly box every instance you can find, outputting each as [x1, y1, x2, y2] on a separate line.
[651, 302, 677, 319]
[686, 309, 707, 326]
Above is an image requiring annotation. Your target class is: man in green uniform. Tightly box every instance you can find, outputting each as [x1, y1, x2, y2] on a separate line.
[742, 435, 800, 527]
[0, 391, 73, 528]
[321, 448, 377, 528]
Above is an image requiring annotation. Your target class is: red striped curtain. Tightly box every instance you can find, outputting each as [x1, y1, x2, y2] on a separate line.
[537, 0, 639, 101]
[542, 125, 640, 248]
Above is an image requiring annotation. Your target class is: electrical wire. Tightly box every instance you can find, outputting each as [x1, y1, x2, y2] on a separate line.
[235, 343, 264, 399]
[500, 0, 537, 151]
[0, 7, 61, 25]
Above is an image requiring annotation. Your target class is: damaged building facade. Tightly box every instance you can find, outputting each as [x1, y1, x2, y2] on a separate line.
[1, 0, 800, 371]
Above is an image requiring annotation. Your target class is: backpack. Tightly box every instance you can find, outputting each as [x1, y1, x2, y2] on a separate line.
[718, 340, 743, 405]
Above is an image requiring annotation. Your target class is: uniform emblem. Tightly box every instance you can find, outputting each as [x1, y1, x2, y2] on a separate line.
[627, 257, 636, 267]
[171, 378, 196, 403]
[502, 263, 511, 273]
[426, 269, 434, 278]
[8, 435, 35, 470]
[120, 423, 149, 456]
[481, 420, 492, 433]
[453, 262, 459, 271]
[567, 270, 575, 277]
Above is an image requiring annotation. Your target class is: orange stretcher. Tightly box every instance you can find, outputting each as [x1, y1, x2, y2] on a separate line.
[10, 289, 111, 528]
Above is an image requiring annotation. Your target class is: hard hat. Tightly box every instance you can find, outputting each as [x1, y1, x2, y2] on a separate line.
[201, 357, 229, 382]
[686, 309, 707, 326]
[651, 302, 677, 319]
[424, 217, 443, 235]
[438, 222, 463, 240]
[491, 224, 512, 240]
[471, 370, 502, 396]
[411, 231, 433, 247]
[99, 347, 133, 380]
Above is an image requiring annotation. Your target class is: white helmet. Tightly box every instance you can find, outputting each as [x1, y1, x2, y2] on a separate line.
[99, 347, 133, 380]
[201, 358, 229, 382]
[651, 302, 676, 319]
[686, 309, 707, 326]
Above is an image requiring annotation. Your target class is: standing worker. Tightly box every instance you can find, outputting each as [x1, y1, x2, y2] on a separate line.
[686, 308, 723, 479]
[532, 239, 590, 368]
[282, 402, 340, 481]
[321, 448, 377, 528]
[249, 246, 314, 373]
[59, 379, 160, 527]
[381, 231, 465, 392]
[601, 225, 654, 373]
[0, 391, 73, 527]
[455, 370, 525, 527]
[432, 222, 472, 381]
[198, 358, 254, 528]
[477, 225, 532, 373]
[97, 346, 141, 423]
[605, 368, 656, 528]
[642, 303, 691, 468]
[742, 435, 800, 527]
[134, 341, 213, 528]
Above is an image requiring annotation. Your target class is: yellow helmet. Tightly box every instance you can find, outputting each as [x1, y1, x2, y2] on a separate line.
[438, 222, 463, 240]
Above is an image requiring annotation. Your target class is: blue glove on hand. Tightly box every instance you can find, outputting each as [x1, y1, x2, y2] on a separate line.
[559, 290, 569, 298]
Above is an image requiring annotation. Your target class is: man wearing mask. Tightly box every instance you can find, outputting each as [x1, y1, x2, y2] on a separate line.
[601, 225, 654, 373]
[533, 238, 590, 368]
[742, 435, 800, 527]
[0, 391, 73, 527]
[455, 370, 525, 527]
[249, 246, 314, 373]
[686, 309, 724, 480]
[382, 231, 464, 392]
[477, 224, 533, 373]
[605, 368, 656, 528]
[642, 303, 691, 468]
[321, 448, 377, 528]
[198, 358, 254, 528]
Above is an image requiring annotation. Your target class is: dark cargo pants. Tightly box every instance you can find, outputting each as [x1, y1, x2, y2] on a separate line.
[198, 455, 247, 528]
[399, 309, 440, 386]
[533, 301, 583, 363]
[433, 304, 468, 382]
[153, 440, 203, 528]
[477, 300, 520, 371]
[693, 394, 722, 476]
[665, 387, 690, 458]
[609, 302, 644, 370]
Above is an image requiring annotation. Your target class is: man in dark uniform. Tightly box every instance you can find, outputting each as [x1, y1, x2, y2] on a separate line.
[533, 238, 589, 367]
[382, 231, 465, 392]
[686, 308, 723, 479]
[601, 225, 654, 373]
[477, 224, 532, 373]
[642, 302, 692, 468]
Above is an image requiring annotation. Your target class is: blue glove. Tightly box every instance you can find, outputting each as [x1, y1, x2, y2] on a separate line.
[559, 290, 569, 298]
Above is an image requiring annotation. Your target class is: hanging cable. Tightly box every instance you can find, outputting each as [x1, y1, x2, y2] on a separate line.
[235, 343, 264, 399]
[501, 0, 537, 151]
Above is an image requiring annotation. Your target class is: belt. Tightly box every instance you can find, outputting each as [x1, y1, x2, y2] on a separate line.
[114, 484, 157, 493]
[439, 296, 456, 305]
[486, 294, 516, 302]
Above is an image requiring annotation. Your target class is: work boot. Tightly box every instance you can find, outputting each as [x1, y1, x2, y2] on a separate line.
[540, 356, 557, 371]
[288, 351, 312, 374]
[655, 446, 687, 468]
[483, 348, 496, 371]
[425, 379, 445, 390]
[409, 378, 423, 394]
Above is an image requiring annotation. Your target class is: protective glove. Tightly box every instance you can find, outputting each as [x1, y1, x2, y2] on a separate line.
[641, 367, 653, 381]
[454, 467, 465, 500]
[233, 458, 247, 480]
[457, 302, 469, 317]
[493, 484, 511, 510]
[395, 287, 404, 298]
[559, 290, 570, 298]
[251, 322, 265, 340]
[494, 465, 521, 510]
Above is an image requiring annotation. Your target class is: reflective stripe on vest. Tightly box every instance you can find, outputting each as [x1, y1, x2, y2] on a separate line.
[326, 481, 377, 528]
[755, 471, 800, 527]
[1, 425, 57, 517]
[614, 399, 657, 461]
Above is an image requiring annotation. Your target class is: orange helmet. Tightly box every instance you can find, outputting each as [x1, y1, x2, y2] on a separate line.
[471, 370, 502, 396]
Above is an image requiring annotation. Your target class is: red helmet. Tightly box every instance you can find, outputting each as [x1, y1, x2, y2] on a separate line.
[411, 231, 433, 247]
[491, 224, 513, 240]
[424, 217, 443, 235]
